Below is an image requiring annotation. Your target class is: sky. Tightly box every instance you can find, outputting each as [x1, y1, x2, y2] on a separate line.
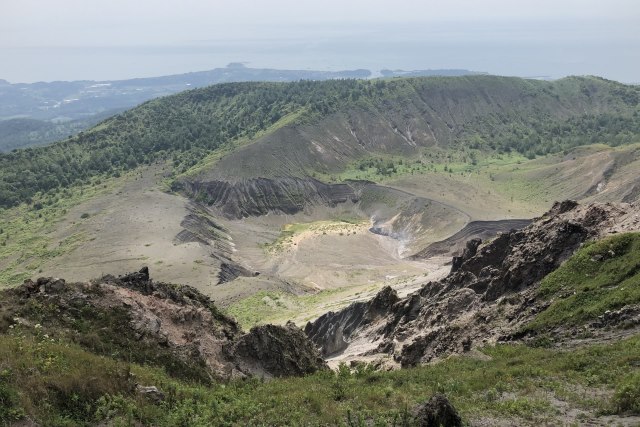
[1, 0, 639, 83]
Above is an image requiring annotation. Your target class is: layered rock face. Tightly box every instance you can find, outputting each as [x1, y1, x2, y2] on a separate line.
[410, 219, 532, 259]
[9, 268, 327, 380]
[305, 200, 639, 366]
[179, 177, 358, 219]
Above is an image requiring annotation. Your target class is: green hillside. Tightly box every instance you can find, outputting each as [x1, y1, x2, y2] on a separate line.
[0, 111, 123, 153]
[0, 75, 638, 208]
[525, 232, 640, 332]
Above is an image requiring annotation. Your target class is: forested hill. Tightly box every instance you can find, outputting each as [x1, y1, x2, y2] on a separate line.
[0, 75, 638, 208]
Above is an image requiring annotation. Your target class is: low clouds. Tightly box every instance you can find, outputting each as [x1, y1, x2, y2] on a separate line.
[0, 0, 638, 82]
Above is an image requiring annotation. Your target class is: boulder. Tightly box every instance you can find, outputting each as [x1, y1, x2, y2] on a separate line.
[229, 321, 327, 377]
[36, 277, 66, 293]
[20, 279, 39, 296]
[414, 394, 462, 427]
[136, 385, 165, 403]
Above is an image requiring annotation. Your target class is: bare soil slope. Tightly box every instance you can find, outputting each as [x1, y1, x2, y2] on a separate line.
[39, 166, 226, 290]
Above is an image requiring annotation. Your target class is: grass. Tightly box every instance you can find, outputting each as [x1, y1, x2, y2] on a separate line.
[227, 276, 423, 331]
[1, 328, 638, 426]
[318, 148, 557, 216]
[261, 218, 368, 254]
[0, 333, 134, 426]
[0, 286, 213, 385]
[525, 232, 640, 332]
[227, 287, 350, 330]
[321, 149, 530, 184]
[321, 143, 640, 219]
[0, 173, 125, 286]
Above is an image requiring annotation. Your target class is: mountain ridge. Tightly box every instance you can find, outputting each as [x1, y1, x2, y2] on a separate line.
[0, 66, 486, 151]
[2, 74, 637, 211]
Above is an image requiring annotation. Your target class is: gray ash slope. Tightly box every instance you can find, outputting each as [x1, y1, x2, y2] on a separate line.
[305, 200, 640, 366]
[179, 177, 359, 219]
[409, 219, 532, 259]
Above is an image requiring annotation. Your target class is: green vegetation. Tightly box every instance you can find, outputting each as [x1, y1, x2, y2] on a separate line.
[0, 173, 124, 286]
[1, 76, 638, 209]
[613, 372, 640, 414]
[261, 219, 367, 254]
[178, 108, 307, 179]
[0, 116, 111, 153]
[227, 288, 352, 330]
[0, 288, 213, 386]
[329, 150, 530, 183]
[0, 80, 361, 208]
[525, 232, 640, 332]
[1, 324, 638, 426]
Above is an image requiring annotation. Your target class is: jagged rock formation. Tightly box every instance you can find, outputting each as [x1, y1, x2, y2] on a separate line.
[5, 268, 326, 381]
[305, 201, 639, 366]
[307, 286, 399, 357]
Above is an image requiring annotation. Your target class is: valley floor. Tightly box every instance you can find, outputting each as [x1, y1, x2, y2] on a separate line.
[2, 144, 639, 332]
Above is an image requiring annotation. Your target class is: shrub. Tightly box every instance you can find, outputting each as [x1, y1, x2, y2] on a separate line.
[0, 378, 24, 423]
[612, 372, 640, 414]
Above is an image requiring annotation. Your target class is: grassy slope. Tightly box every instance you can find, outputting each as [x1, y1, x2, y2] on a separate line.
[0, 173, 126, 286]
[197, 76, 640, 182]
[227, 286, 376, 330]
[380, 143, 640, 219]
[525, 232, 640, 332]
[1, 329, 637, 426]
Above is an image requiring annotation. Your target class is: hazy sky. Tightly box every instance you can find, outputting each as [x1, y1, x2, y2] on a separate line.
[1, 0, 638, 83]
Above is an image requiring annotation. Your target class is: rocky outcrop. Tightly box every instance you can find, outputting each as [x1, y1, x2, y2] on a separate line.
[305, 201, 639, 366]
[450, 238, 482, 273]
[305, 286, 399, 357]
[227, 321, 327, 378]
[178, 177, 358, 219]
[413, 394, 462, 427]
[136, 385, 165, 403]
[4, 268, 326, 381]
[218, 262, 259, 284]
[173, 202, 256, 285]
